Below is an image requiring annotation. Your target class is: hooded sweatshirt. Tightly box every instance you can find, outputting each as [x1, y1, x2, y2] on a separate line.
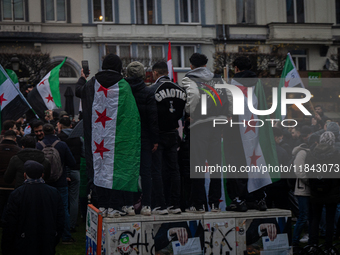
[181, 67, 232, 127]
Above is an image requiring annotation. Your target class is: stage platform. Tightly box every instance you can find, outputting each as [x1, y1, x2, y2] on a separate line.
[86, 206, 292, 255]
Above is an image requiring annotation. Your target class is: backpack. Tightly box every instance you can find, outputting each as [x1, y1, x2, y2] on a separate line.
[38, 140, 63, 182]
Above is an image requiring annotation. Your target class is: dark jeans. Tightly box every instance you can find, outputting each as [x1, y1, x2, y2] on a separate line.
[96, 186, 122, 209]
[190, 123, 222, 208]
[292, 196, 310, 245]
[310, 202, 337, 249]
[57, 186, 71, 241]
[152, 131, 181, 208]
[140, 139, 153, 206]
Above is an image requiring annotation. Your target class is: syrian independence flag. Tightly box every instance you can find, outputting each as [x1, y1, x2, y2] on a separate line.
[167, 41, 177, 83]
[92, 79, 141, 192]
[275, 53, 304, 120]
[27, 58, 66, 119]
[5, 69, 19, 90]
[229, 79, 279, 193]
[0, 65, 31, 128]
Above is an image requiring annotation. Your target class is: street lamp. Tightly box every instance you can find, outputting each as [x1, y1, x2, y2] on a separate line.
[268, 60, 277, 76]
[10, 54, 20, 72]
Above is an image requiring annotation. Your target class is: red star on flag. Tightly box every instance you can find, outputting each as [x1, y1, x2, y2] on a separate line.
[45, 94, 54, 103]
[250, 149, 261, 166]
[39, 79, 47, 86]
[0, 93, 7, 106]
[284, 79, 290, 87]
[94, 139, 110, 159]
[236, 85, 248, 97]
[97, 85, 108, 97]
[95, 109, 112, 128]
[244, 114, 257, 134]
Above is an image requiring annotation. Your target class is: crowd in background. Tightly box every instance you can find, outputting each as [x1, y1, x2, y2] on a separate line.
[0, 53, 340, 254]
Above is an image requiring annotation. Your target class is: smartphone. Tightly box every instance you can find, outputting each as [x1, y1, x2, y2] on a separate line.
[82, 60, 89, 76]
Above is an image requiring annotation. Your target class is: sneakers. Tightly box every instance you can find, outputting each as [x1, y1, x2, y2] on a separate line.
[140, 206, 152, 216]
[152, 207, 168, 215]
[122, 205, 136, 216]
[299, 234, 309, 244]
[99, 207, 107, 217]
[167, 206, 182, 214]
[226, 199, 248, 212]
[210, 204, 221, 212]
[62, 237, 76, 244]
[186, 205, 205, 213]
[107, 208, 127, 218]
[256, 199, 267, 211]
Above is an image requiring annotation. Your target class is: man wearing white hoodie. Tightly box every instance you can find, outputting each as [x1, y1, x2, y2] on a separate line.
[181, 53, 232, 213]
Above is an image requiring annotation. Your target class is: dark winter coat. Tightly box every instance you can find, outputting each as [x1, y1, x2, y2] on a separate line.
[36, 134, 76, 187]
[305, 143, 340, 204]
[125, 77, 159, 144]
[1, 179, 64, 255]
[75, 70, 124, 182]
[0, 139, 21, 188]
[4, 149, 51, 188]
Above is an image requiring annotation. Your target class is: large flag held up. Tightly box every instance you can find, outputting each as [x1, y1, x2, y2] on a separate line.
[275, 53, 305, 120]
[6, 69, 19, 90]
[27, 58, 66, 119]
[0, 65, 32, 129]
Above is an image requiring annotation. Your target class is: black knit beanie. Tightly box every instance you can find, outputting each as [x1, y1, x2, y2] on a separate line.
[102, 53, 123, 73]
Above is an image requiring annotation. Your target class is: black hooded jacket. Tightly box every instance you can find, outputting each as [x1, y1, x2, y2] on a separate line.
[125, 77, 159, 144]
[306, 143, 340, 204]
[233, 70, 258, 87]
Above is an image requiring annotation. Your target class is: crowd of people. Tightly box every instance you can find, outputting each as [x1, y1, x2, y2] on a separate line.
[1, 52, 340, 254]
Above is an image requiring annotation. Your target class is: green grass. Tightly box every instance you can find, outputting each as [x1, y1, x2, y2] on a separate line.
[55, 216, 86, 255]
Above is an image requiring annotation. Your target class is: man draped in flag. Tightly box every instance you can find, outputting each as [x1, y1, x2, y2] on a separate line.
[75, 54, 141, 217]
[223, 56, 277, 212]
[27, 58, 66, 120]
[0, 65, 31, 128]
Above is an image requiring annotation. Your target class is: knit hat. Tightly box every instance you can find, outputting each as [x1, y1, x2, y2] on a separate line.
[102, 54, 123, 73]
[24, 160, 44, 179]
[126, 61, 145, 79]
[320, 131, 335, 146]
[326, 122, 340, 137]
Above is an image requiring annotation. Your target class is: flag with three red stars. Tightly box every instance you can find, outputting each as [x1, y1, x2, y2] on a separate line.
[27, 58, 66, 119]
[0, 65, 32, 129]
[227, 79, 279, 193]
[92, 79, 140, 191]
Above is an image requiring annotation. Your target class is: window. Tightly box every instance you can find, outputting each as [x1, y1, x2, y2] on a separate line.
[135, 0, 157, 24]
[136, 45, 164, 67]
[286, 0, 304, 23]
[2, 0, 25, 21]
[180, 0, 200, 23]
[105, 45, 132, 67]
[291, 50, 307, 70]
[93, 0, 114, 22]
[236, 0, 255, 24]
[171, 45, 196, 68]
[336, 0, 340, 24]
[45, 0, 66, 21]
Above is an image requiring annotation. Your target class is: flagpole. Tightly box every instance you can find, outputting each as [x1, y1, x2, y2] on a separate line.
[0, 65, 40, 120]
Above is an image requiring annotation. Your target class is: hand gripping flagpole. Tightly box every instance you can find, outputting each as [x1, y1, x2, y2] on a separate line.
[0, 64, 40, 120]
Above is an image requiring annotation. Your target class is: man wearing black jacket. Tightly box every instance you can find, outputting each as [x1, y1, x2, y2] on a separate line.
[125, 61, 159, 216]
[2, 161, 64, 255]
[150, 61, 186, 214]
